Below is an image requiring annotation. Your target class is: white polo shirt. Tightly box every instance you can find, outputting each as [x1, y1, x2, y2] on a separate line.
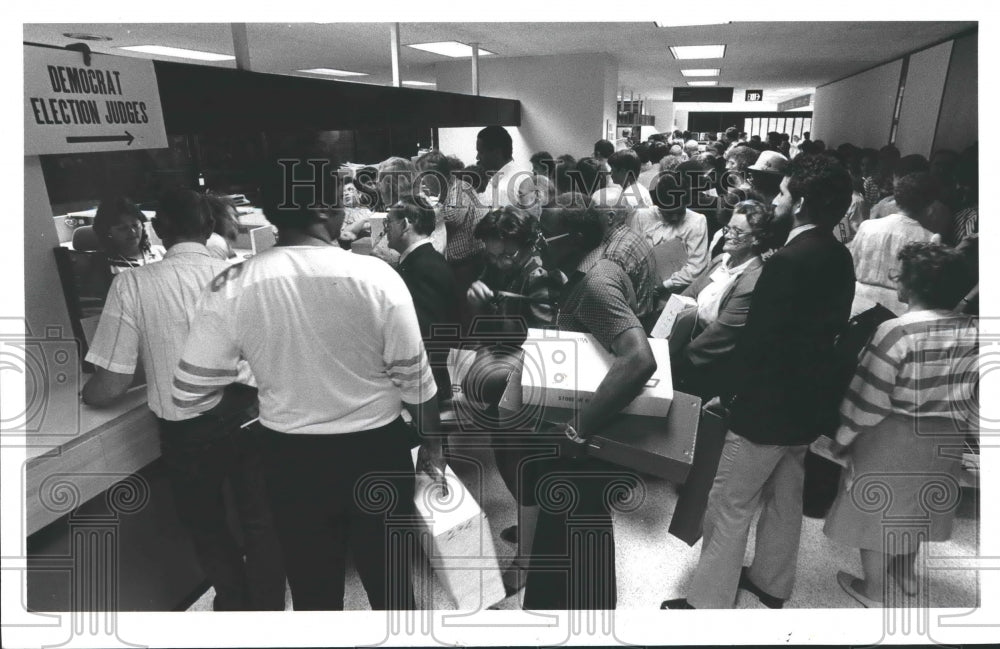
[479, 159, 541, 217]
[172, 245, 436, 435]
[85, 242, 235, 421]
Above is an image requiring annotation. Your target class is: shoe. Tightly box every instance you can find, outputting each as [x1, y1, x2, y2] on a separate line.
[502, 562, 527, 597]
[738, 567, 785, 609]
[500, 525, 518, 544]
[887, 557, 918, 596]
[837, 570, 883, 608]
[660, 598, 695, 609]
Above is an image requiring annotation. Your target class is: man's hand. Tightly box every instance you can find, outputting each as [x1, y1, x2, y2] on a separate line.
[417, 441, 448, 496]
[467, 280, 494, 307]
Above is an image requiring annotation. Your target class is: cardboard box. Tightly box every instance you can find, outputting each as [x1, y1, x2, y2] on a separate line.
[411, 450, 505, 610]
[520, 328, 673, 417]
[651, 294, 697, 339]
[499, 361, 700, 483]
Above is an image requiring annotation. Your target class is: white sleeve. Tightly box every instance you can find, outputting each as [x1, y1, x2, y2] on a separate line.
[85, 273, 139, 375]
[171, 281, 240, 415]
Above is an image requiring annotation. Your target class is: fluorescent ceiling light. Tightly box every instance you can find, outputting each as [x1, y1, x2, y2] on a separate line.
[669, 45, 726, 60]
[655, 21, 730, 27]
[687, 81, 718, 86]
[681, 68, 720, 77]
[406, 41, 495, 57]
[298, 68, 369, 77]
[402, 80, 435, 87]
[116, 45, 234, 61]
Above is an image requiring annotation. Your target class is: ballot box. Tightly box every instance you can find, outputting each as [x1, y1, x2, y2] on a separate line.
[498, 356, 700, 484]
[520, 328, 674, 417]
[411, 450, 505, 610]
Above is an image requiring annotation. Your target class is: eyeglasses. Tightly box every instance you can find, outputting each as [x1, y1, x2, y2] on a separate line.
[722, 225, 751, 240]
[486, 247, 522, 262]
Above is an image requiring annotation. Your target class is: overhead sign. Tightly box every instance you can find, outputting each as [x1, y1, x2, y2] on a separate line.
[745, 89, 763, 102]
[25, 45, 168, 155]
[777, 93, 813, 112]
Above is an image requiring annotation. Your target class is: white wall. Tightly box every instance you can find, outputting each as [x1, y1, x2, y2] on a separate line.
[812, 59, 903, 149]
[435, 52, 618, 162]
[934, 31, 977, 153]
[644, 99, 676, 136]
[895, 41, 953, 158]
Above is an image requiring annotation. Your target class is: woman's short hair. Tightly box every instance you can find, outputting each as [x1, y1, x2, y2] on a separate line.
[378, 156, 417, 204]
[473, 205, 539, 248]
[894, 172, 941, 217]
[651, 170, 692, 214]
[94, 195, 145, 241]
[733, 199, 780, 255]
[897, 241, 974, 310]
[724, 145, 760, 173]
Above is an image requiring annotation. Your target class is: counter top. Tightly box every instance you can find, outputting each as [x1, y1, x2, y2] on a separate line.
[25, 382, 159, 535]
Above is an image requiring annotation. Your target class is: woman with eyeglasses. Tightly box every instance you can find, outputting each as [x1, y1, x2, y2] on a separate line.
[461, 205, 564, 594]
[669, 200, 778, 401]
[93, 195, 164, 274]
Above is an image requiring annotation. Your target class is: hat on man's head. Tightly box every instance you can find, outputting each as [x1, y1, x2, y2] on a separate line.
[748, 150, 790, 176]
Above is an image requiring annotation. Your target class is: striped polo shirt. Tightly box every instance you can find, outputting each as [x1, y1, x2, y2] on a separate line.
[836, 309, 979, 445]
[172, 245, 437, 435]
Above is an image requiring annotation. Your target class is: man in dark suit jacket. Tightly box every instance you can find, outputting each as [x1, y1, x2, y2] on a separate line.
[386, 196, 460, 403]
[663, 155, 855, 610]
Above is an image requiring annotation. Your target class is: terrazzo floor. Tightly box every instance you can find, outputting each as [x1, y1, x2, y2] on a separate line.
[188, 433, 979, 612]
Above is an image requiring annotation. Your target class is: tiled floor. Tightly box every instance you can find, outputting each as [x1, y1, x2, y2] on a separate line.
[188, 435, 979, 612]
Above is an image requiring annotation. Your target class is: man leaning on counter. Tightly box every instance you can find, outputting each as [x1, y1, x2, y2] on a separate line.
[80, 188, 286, 611]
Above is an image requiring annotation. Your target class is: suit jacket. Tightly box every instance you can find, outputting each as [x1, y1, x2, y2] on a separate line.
[398, 242, 460, 402]
[727, 228, 855, 446]
[671, 255, 764, 399]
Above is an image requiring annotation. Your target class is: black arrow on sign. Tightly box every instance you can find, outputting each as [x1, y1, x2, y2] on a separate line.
[66, 131, 134, 146]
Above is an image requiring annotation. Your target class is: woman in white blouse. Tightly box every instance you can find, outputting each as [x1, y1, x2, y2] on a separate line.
[669, 199, 778, 400]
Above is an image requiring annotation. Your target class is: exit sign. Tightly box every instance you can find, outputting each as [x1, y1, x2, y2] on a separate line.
[745, 89, 763, 102]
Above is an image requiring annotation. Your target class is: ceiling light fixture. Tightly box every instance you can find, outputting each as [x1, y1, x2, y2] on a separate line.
[687, 81, 719, 86]
[402, 80, 435, 87]
[669, 45, 726, 60]
[117, 45, 234, 61]
[655, 21, 730, 27]
[406, 41, 495, 58]
[62, 32, 113, 41]
[681, 68, 720, 77]
[298, 68, 369, 77]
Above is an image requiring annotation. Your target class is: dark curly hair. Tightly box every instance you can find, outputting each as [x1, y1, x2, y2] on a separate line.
[784, 154, 853, 229]
[897, 241, 974, 310]
[93, 195, 150, 254]
[473, 205, 539, 248]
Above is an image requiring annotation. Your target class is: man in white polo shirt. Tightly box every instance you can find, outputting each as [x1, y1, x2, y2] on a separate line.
[172, 159, 445, 611]
[476, 125, 541, 218]
[82, 188, 285, 611]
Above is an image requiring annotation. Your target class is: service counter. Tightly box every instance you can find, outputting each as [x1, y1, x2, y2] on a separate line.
[25, 383, 155, 535]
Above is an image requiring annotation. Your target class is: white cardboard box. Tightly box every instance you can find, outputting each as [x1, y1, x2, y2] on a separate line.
[410, 449, 505, 610]
[520, 328, 673, 418]
[651, 294, 697, 339]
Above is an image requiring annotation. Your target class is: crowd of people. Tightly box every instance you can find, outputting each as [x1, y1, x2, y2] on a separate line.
[79, 122, 979, 611]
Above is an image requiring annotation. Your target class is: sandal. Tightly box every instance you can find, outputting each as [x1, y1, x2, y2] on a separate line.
[837, 570, 883, 608]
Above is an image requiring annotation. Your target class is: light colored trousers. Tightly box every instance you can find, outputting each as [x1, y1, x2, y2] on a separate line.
[687, 430, 809, 609]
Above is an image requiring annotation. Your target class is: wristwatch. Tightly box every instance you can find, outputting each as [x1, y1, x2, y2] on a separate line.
[563, 422, 587, 445]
